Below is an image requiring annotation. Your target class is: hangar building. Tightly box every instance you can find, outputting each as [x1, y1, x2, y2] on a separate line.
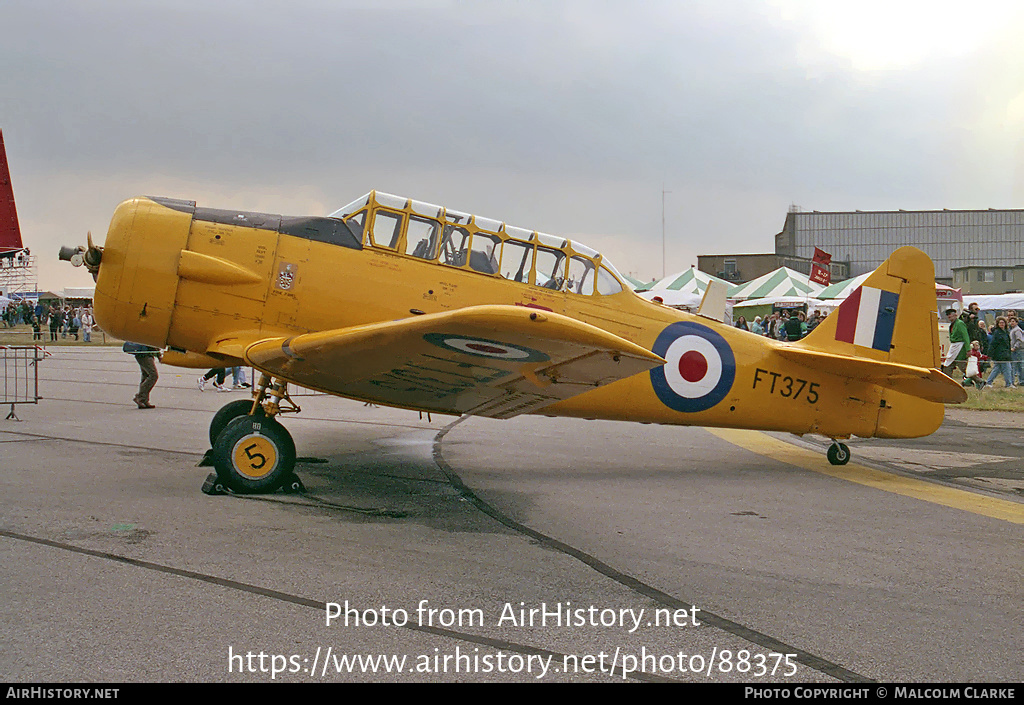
[773, 208, 1024, 286]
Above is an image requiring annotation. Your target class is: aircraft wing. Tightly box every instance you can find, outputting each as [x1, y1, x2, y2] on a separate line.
[776, 346, 968, 404]
[244, 305, 665, 418]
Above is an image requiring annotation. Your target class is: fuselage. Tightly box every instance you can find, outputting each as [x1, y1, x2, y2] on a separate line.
[93, 194, 944, 441]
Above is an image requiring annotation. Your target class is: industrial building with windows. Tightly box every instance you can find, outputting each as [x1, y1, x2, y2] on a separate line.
[773, 207, 1024, 289]
[951, 264, 1024, 295]
[697, 252, 848, 285]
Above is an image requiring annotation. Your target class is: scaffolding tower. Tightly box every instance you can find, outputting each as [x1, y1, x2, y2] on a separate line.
[1, 128, 31, 301]
[0, 251, 38, 300]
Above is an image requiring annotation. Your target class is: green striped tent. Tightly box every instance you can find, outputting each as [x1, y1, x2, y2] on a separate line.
[649, 267, 729, 295]
[727, 267, 823, 301]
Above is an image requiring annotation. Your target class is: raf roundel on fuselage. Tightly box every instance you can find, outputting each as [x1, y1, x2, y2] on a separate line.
[649, 321, 736, 413]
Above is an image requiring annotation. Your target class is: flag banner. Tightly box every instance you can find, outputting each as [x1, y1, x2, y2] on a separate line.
[809, 264, 831, 286]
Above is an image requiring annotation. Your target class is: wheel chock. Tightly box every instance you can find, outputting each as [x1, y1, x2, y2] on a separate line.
[282, 475, 306, 494]
[201, 472, 231, 496]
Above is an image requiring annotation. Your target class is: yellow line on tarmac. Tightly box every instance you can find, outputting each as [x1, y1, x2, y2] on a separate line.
[705, 428, 1024, 525]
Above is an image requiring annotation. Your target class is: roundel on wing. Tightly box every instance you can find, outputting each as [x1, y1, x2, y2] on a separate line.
[649, 321, 736, 412]
[423, 333, 549, 362]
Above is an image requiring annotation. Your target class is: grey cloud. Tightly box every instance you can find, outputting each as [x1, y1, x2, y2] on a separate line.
[0, 1, 1016, 288]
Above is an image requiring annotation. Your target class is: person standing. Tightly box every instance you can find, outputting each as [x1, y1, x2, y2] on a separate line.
[983, 317, 1015, 390]
[124, 342, 162, 409]
[81, 308, 93, 343]
[1008, 316, 1024, 386]
[965, 312, 985, 355]
[945, 309, 970, 376]
[785, 312, 803, 341]
[48, 305, 62, 342]
[68, 309, 80, 340]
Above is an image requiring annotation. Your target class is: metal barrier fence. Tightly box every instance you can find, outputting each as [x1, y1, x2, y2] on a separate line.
[1, 345, 45, 420]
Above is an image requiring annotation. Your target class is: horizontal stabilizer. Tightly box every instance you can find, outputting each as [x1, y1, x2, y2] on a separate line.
[776, 346, 967, 403]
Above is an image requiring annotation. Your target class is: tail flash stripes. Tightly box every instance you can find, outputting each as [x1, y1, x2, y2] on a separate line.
[834, 286, 900, 352]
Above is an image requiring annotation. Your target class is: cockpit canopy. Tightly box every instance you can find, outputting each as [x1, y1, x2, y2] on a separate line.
[330, 191, 627, 296]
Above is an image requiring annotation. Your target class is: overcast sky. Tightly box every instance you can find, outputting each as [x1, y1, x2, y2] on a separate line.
[2, 0, 1023, 290]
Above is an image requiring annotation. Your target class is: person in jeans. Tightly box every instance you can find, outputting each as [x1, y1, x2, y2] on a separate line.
[983, 317, 1016, 389]
[230, 366, 250, 390]
[1008, 316, 1024, 386]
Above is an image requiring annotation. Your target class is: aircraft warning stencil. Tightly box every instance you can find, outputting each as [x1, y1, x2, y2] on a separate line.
[650, 321, 736, 412]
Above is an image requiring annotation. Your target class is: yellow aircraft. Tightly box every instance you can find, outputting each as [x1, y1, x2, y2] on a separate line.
[61, 191, 967, 493]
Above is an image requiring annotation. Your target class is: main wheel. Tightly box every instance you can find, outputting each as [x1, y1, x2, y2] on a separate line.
[827, 443, 851, 466]
[209, 399, 265, 447]
[213, 415, 296, 494]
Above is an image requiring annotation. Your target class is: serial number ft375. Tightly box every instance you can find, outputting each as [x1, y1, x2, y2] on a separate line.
[752, 368, 820, 404]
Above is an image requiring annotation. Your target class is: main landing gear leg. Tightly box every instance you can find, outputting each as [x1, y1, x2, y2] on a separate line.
[207, 373, 303, 494]
[827, 440, 851, 466]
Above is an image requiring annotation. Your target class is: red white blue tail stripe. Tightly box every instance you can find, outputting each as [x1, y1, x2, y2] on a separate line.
[834, 286, 899, 352]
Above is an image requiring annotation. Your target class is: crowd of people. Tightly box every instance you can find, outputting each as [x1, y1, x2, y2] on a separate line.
[734, 303, 1022, 391]
[2, 301, 96, 342]
[734, 309, 828, 341]
[945, 304, 1023, 390]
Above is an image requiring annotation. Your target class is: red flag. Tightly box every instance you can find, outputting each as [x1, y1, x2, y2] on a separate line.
[810, 247, 832, 286]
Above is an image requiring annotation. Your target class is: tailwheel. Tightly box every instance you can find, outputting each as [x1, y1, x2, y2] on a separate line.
[209, 399, 265, 447]
[827, 442, 851, 466]
[213, 415, 296, 494]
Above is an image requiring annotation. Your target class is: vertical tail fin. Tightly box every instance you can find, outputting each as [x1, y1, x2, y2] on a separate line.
[799, 247, 940, 369]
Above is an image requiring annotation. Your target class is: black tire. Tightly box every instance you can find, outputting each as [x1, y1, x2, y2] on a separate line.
[209, 399, 265, 447]
[213, 415, 296, 494]
[827, 443, 851, 466]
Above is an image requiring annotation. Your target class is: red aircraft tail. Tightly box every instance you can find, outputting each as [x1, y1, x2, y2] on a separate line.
[0, 129, 24, 255]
